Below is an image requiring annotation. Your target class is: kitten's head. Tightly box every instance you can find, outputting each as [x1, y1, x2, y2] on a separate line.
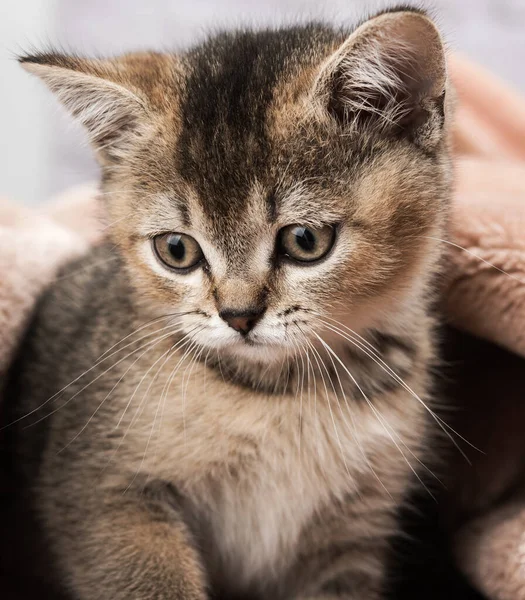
[22, 8, 451, 366]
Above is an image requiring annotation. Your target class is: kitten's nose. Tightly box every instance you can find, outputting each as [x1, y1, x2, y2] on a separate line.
[219, 308, 264, 335]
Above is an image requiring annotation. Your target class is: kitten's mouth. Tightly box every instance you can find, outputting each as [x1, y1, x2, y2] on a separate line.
[191, 325, 290, 360]
[228, 332, 262, 347]
[225, 331, 289, 359]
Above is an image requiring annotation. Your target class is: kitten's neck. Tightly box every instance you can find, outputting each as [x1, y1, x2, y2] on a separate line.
[199, 325, 424, 400]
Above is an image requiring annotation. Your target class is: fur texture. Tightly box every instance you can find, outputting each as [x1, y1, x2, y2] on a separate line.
[6, 7, 452, 600]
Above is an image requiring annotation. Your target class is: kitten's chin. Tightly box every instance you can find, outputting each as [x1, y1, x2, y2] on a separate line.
[191, 330, 290, 365]
[223, 339, 289, 364]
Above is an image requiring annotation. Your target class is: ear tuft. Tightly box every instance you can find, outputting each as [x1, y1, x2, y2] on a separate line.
[315, 11, 447, 148]
[19, 51, 150, 164]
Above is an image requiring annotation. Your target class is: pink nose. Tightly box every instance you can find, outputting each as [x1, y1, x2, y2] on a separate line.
[219, 309, 264, 335]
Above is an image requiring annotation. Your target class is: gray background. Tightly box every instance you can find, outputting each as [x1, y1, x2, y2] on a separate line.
[2, 0, 525, 205]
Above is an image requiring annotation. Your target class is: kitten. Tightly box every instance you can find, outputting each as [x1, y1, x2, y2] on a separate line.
[5, 7, 452, 600]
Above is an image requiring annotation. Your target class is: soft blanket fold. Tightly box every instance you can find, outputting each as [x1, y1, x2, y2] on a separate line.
[1, 55, 525, 600]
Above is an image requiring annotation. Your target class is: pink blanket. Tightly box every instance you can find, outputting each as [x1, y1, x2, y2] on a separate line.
[444, 56, 525, 600]
[2, 55, 525, 600]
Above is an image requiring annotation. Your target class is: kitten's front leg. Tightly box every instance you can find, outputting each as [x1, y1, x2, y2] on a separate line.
[288, 505, 391, 600]
[292, 567, 385, 600]
[49, 481, 207, 600]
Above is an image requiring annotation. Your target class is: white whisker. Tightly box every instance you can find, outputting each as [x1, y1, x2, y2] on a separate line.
[299, 332, 352, 481]
[315, 333, 394, 499]
[23, 325, 185, 430]
[181, 341, 206, 447]
[311, 331, 435, 500]
[98, 311, 194, 360]
[57, 329, 182, 454]
[320, 315, 481, 459]
[104, 327, 203, 476]
[424, 235, 525, 286]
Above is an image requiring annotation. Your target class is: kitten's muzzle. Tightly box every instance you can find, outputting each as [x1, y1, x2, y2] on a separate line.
[219, 308, 265, 336]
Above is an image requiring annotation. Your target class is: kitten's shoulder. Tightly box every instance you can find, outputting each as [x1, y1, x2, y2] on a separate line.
[13, 241, 134, 383]
[2, 242, 134, 435]
[37, 241, 131, 333]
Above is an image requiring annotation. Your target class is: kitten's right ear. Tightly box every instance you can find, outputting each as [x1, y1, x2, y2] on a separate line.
[19, 52, 173, 164]
[312, 10, 447, 149]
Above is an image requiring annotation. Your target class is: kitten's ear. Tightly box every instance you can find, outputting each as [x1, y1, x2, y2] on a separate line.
[314, 10, 447, 148]
[19, 52, 173, 164]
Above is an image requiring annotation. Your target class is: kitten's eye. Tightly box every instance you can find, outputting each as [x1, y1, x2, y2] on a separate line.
[278, 224, 336, 263]
[153, 233, 204, 271]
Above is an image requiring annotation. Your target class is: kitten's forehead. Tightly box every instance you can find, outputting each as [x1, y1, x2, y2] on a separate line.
[174, 26, 339, 219]
[183, 176, 343, 254]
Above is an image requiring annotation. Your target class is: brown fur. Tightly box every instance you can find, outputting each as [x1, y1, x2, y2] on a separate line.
[7, 8, 452, 600]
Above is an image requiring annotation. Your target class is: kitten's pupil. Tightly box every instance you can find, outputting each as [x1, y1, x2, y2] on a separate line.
[293, 227, 316, 252]
[153, 232, 203, 271]
[168, 235, 185, 261]
[279, 224, 335, 263]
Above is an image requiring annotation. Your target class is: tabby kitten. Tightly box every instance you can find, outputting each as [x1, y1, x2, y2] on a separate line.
[9, 7, 451, 600]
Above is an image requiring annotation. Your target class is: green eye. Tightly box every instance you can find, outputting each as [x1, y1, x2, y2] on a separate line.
[153, 233, 204, 271]
[278, 224, 336, 263]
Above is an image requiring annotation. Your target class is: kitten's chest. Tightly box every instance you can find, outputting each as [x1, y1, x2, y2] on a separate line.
[134, 363, 415, 593]
[195, 444, 332, 594]
[139, 376, 362, 590]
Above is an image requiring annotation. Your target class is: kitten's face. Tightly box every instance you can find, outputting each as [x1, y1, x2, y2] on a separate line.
[120, 122, 446, 365]
[22, 11, 450, 365]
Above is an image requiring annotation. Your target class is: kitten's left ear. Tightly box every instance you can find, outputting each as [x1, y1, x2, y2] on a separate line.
[313, 10, 447, 149]
[19, 52, 176, 164]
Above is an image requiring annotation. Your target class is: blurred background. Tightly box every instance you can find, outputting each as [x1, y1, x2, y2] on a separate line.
[2, 0, 525, 205]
